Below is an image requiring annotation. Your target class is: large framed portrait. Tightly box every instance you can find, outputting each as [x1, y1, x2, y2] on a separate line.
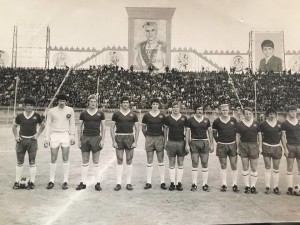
[250, 31, 285, 73]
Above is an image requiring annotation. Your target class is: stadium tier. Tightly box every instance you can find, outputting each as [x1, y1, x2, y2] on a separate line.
[0, 65, 299, 110]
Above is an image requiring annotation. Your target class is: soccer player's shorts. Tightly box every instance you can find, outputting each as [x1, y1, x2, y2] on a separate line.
[165, 140, 186, 157]
[262, 144, 282, 159]
[216, 142, 237, 158]
[16, 137, 38, 153]
[287, 144, 300, 159]
[238, 142, 259, 159]
[80, 135, 102, 153]
[145, 135, 164, 152]
[50, 132, 70, 148]
[190, 140, 210, 154]
[115, 134, 135, 150]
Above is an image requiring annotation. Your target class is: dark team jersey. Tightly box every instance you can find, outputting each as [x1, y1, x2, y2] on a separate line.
[142, 112, 165, 136]
[281, 120, 300, 145]
[236, 120, 260, 142]
[186, 116, 210, 139]
[79, 109, 105, 136]
[112, 111, 138, 133]
[163, 114, 187, 141]
[259, 121, 282, 145]
[15, 112, 43, 136]
[212, 117, 237, 143]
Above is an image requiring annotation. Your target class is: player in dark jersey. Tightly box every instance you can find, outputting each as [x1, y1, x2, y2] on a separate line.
[142, 98, 167, 190]
[76, 95, 105, 191]
[163, 101, 188, 191]
[236, 107, 261, 194]
[12, 98, 44, 189]
[281, 105, 300, 195]
[110, 96, 139, 191]
[212, 104, 239, 192]
[186, 104, 214, 192]
[259, 107, 283, 195]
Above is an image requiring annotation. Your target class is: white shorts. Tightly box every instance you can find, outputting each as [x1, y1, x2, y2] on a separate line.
[50, 132, 70, 148]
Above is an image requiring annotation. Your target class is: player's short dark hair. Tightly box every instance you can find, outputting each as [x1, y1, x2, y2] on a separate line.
[261, 40, 274, 49]
[286, 105, 297, 112]
[120, 96, 130, 103]
[150, 98, 160, 105]
[193, 104, 204, 112]
[24, 98, 35, 106]
[88, 94, 98, 101]
[172, 101, 180, 107]
[143, 21, 157, 29]
[243, 107, 254, 114]
[265, 107, 277, 117]
[219, 103, 229, 109]
[56, 94, 68, 101]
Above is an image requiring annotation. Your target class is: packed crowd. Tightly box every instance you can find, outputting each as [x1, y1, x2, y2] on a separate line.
[0, 66, 299, 110]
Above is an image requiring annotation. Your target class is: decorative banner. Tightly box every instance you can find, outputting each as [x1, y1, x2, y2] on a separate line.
[230, 55, 246, 72]
[105, 51, 124, 67]
[0, 50, 9, 67]
[288, 55, 300, 74]
[173, 52, 192, 71]
[133, 19, 167, 71]
[52, 52, 70, 68]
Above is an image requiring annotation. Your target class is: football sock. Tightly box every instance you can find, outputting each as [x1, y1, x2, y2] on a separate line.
[177, 166, 184, 183]
[264, 169, 271, 187]
[192, 167, 198, 185]
[158, 163, 165, 183]
[242, 170, 250, 187]
[202, 168, 209, 185]
[273, 169, 280, 188]
[146, 164, 153, 184]
[16, 164, 24, 182]
[29, 165, 37, 183]
[220, 168, 227, 186]
[63, 162, 70, 183]
[286, 171, 293, 188]
[116, 164, 123, 185]
[250, 171, 258, 187]
[81, 163, 89, 184]
[169, 167, 175, 183]
[50, 163, 56, 183]
[93, 163, 100, 183]
[126, 164, 133, 184]
[231, 169, 238, 186]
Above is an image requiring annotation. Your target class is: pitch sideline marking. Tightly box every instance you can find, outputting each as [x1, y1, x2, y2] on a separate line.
[44, 155, 116, 225]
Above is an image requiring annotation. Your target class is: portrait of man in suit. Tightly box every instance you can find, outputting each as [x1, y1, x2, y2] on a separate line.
[258, 39, 282, 73]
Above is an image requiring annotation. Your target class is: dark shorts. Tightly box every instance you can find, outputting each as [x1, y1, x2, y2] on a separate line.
[115, 134, 135, 150]
[262, 144, 282, 159]
[239, 142, 259, 159]
[190, 140, 210, 154]
[216, 143, 237, 158]
[287, 144, 300, 159]
[145, 135, 164, 152]
[16, 138, 38, 154]
[80, 135, 102, 153]
[165, 140, 186, 157]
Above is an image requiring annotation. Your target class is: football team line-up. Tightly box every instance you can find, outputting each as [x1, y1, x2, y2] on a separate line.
[12, 94, 300, 196]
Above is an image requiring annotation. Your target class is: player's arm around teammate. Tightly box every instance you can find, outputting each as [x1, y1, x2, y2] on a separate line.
[44, 94, 76, 190]
[281, 106, 300, 195]
[186, 104, 214, 192]
[236, 107, 261, 194]
[212, 104, 239, 192]
[12, 98, 45, 189]
[259, 107, 283, 195]
[76, 95, 105, 191]
[110, 96, 139, 191]
[141, 98, 167, 190]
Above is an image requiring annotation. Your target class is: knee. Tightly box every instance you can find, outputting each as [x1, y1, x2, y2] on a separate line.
[147, 158, 154, 164]
[126, 159, 132, 165]
[192, 162, 199, 168]
[231, 165, 237, 170]
[17, 160, 24, 165]
[117, 158, 123, 165]
[201, 162, 208, 168]
[29, 160, 35, 166]
[220, 162, 227, 169]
